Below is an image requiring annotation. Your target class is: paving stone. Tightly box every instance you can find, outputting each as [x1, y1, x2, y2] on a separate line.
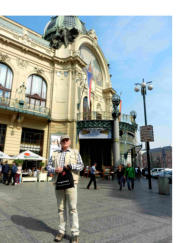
[0, 177, 172, 243]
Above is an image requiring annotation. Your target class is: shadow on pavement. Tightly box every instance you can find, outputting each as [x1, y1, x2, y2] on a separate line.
[11, 215, 57, 236]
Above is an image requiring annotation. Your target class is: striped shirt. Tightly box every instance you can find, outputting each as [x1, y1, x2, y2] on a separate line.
[47, 148, 84, 174]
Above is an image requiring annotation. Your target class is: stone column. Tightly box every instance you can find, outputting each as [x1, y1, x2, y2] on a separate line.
[112, 94, 120, 167]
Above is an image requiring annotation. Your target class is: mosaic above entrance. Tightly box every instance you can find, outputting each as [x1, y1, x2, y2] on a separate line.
[79, 45, 103, 87]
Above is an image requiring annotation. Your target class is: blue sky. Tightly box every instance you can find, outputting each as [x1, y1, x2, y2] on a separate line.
[6, 16, 172, 149]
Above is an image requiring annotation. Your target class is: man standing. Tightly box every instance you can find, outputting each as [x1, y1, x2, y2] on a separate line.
[116, 164, 126, 191]
[0, 162, 2, 183]
[125, 163, 135, 191]
[87, 162, 97, 190]
[2, 161, 9, 184]
[47, 135, 84, 243]
[7, 161, 17, 185]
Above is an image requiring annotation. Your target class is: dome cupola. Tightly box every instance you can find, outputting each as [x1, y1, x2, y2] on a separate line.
[43, 16, 87, 49]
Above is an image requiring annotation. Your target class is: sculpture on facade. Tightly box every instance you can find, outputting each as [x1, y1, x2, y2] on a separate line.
[50, 27, 79, 49]
[112, 93, 121, 119]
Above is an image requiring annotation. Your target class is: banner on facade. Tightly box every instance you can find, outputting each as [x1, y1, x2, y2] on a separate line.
[79, 128, 111, 139]
[49, 134, 61, 159]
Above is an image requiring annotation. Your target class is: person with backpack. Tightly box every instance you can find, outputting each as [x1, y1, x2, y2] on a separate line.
[47, 134, 84, 243]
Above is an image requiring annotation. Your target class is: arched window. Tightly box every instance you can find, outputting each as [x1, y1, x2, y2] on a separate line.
[26, 75, 47, 107]
[0, 63, 13, 99]
[83, 96, 92, 120]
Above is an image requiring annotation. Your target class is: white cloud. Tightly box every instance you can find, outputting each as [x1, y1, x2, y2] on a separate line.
[101, 16, 171, 64]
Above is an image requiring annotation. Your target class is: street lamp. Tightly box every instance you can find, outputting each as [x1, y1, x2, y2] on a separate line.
[134, 78, 153, 189]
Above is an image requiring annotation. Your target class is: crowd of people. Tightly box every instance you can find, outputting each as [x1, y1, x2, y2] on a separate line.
[0, 161, 42, 185]
[0, 161, 22, 185]
[82, 162, 142, 191]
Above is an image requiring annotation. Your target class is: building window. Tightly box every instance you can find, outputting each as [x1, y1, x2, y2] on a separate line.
[0, 63, 13, 99]
[20, 127, 44, 170]
[26, 75, 47, 108]
[21, 128, 44, 154]
[83, 96, 91, 120]
[0, 124, 6, 151]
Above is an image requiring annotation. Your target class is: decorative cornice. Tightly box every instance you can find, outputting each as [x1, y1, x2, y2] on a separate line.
[103, 88, 116, 95]
[0, 34, 86, 69]
[0, 34, 52, 62]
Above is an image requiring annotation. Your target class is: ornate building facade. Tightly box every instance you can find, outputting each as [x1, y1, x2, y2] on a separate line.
[0, 16, 137, 169]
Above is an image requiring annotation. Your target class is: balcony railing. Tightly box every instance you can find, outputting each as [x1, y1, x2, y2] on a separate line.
[77, 111, 134, 124]
[77, 112, 113, 121]
[0, 96, 50, 118]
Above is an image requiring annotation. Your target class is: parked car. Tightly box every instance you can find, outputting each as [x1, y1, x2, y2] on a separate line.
[151, 168, 164, 178]
[158, 170, 172, 184]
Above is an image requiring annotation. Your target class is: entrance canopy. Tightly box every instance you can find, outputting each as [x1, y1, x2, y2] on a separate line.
[0, 151, 13, 159]
[13, 150, 47, 160]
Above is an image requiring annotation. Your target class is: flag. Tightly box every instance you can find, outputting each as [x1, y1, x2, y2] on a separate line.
[87, 63, 93, 107]
[119, 100, 122, 114]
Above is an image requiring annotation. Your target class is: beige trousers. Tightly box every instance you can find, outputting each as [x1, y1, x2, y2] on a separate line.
[55, 184, 79, 236]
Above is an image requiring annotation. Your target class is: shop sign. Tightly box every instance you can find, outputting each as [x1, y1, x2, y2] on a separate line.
[79, 128, 111, 139]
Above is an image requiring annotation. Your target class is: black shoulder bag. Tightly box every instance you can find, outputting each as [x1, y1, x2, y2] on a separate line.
[56, 168, 74, 190]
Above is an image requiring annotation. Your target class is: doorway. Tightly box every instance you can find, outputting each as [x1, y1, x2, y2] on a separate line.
[79, 139, 112, 170]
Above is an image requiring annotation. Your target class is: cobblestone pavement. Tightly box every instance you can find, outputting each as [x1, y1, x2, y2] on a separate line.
[0, 177, 172, 243]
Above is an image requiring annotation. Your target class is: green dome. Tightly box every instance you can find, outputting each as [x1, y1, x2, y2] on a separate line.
[43, 16, 87, 41]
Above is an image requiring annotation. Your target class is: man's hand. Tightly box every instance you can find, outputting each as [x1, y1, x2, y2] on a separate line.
[55, 167, 63, 173]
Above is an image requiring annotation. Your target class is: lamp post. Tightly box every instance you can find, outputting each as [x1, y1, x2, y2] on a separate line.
[134, 79, 153, 189]
[112, 93, 121, 167]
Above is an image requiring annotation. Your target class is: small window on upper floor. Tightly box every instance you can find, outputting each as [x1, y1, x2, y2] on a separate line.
[26, 74, 47, 108]
[0, 63, 13, 99]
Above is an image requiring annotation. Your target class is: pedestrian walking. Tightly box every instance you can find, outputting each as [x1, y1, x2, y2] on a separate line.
[0, 162, 3, 182]
[136, 166, 141, 180]
[7, 162, 17, 185]
[125, 163, 135, 191]
[87, 162, 97, 190]
[47, 134, 84, 243]
[15, 163, 22, 184]
[2, 161, 9, 184]
[116, 164, 126, 190]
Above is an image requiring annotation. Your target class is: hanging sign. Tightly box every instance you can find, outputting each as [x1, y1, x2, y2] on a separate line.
[79, 128, 111, 139]
[140, 125, 154, 142]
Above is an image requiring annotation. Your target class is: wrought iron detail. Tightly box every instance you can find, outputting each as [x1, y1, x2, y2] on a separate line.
[77, 120, 137, 135]
[119, 122, 138, 133]
[77, 120, 113, 135]
[0, 96, 50, 119]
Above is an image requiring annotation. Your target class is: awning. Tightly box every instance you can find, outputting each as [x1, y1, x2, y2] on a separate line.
[13, 150, 47, 160]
